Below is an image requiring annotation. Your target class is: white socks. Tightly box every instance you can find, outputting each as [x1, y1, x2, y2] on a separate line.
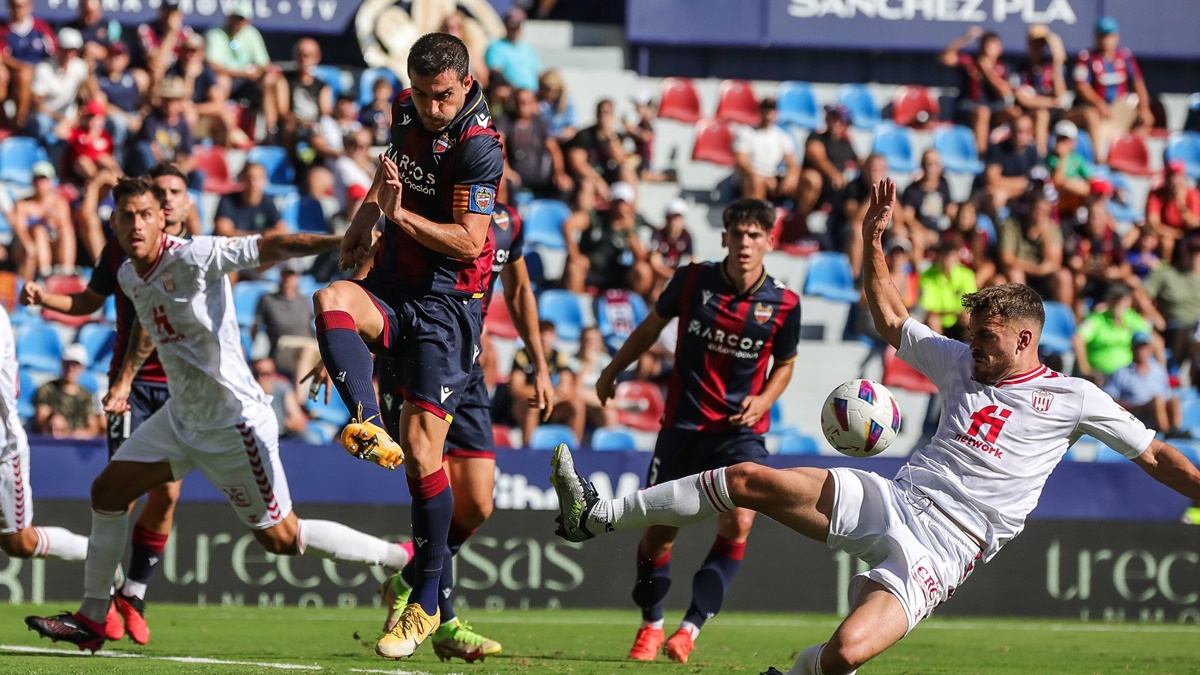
[32, 526, 88, 561]
[788, 644, 856, 675]
[296, 519, 410, 569]
[80, 509, 131, 624]
[591, 468, 735, 532]
[679, 620, 700, 640]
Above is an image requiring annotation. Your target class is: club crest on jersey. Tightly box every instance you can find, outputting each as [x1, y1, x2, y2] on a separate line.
[432, 133, 454, 155]
[1031, 389, 1054, 413]
[160, 272, 175, 293]
[493, 209, 510, 230]
[753, 303, 773, 324]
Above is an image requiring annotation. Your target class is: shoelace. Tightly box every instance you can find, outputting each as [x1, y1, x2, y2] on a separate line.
[393, 608, 432, 637]
[445, 621, 485, 646]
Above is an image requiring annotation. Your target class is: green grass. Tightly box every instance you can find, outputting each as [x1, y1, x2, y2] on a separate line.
[1, 604, 1198, 674]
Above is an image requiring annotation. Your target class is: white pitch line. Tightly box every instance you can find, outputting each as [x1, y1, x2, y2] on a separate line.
[0, 644, 456, 673]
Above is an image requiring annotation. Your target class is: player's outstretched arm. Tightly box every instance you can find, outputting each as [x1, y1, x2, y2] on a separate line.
[19, 281, 106, 316]
[258, 233, 342, 267]
[595, 310, 672, 406]
[1134, 439, 1200, 502]
[502, 258, 554, 420]
[860, 178, 909, 350]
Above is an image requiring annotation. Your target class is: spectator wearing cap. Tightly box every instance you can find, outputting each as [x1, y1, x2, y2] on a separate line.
[97, 41, 149, 160]
[733, 98, 799, 203]
[1014, 24, 1068, 155]
[538, 69, 578, 141]
[1046, 120, 1092, 218]
[135, 0, 193, 77]
[1146, 159, 1200, 264]
[918, 233, 977, 341]
[789, 104, 859, 243]
[67, 0, 121, 66]
[33, 343, 102, 439]
[10, 161, 74, 279]
[897, 149, 954, 263]
[167, 32, 239, 148]
[940, 27, 1013, 155]
[982, 112, 1042, 213]
[565, 98, 637, 210]
[129, 76, 197, 182]
[1074, 282, 1158, 383]
[1067, 16, 1153, 162]
[485, 8, 542, 93]
[1104, 333, 1191, 438]
[1142, 235, 1200, 376]
[56, 98, 120, 186]
[29, 27, 90, 140]
[0, 0, 57, 130]
[281, 38, 332, 157]
[563, 181, 652, 297]
[205, 1, 282, 142]
[998, 188, 1071, 306]
[214, 162, 287, 238]
[648, 197, 694, 299]
[496, 87, 572, 199]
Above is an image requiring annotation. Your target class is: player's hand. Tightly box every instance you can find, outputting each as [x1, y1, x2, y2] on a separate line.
[595, 367, 618, 407]
[730, 395, 770, 428]
[300, 361, 332, 405]
[861, 178, 897, 244]
[377, 153, 405, 224]
[18, 281, 43, 307]
[532, 367, 555, 422]
[965, 26, 983, 41]
[102, 380, 133, 414]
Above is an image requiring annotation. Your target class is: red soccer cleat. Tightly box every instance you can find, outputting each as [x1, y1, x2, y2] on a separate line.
[627, 625, 664, 661]
[114, 593, 150, 645]
[104, 599, 125, 642]
[663, 628, 695, 664]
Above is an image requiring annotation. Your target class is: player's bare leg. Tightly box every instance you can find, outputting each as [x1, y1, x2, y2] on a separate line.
[115, 479, 182, 644]
[779, 580, 908, 675]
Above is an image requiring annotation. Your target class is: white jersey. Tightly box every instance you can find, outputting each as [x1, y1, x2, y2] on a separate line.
[0, 306, 27, 462]
[896, 319, 1154, 561]
[118, 235, 270, 431]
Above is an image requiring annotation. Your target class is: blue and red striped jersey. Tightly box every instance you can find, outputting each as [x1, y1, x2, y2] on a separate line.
[0, 19, 56, 64]
[656, 261, 801, 434]
[369, 82, 504, 298]
[1073, 47, 1142, 105]
[88, 236, 167, 384]
[481, 202, 524, 318]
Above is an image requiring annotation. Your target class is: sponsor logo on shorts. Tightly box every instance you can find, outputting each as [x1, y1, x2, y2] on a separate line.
[911, 556, 941, 609]
[221, 485, 252, 508]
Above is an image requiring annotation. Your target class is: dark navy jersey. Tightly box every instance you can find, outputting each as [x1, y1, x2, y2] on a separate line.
[371, 82, 504, 298]
[88, 236, 167, 384]
[655, 261, 801, 434]
[481, 202, 525, 318]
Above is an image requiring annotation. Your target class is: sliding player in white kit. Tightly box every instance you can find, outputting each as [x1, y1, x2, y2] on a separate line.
[550, 178, 1200, 675]
[25, 177, 411, 652]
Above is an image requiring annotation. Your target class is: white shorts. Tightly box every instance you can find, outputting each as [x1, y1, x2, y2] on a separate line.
[827, 468, 982, 633]
[113, 404, 293, 530]
[0, 442, 32, 535]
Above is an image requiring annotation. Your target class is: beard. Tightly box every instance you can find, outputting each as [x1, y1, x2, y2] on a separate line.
[971, 352, 1011, 384]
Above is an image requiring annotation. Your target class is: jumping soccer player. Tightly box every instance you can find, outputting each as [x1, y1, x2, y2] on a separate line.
[551, 178, 1200, 675]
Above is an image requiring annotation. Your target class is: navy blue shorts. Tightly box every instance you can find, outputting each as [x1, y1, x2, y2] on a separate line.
[353, 279, 482, 421]
[378, 360, 494, 458]
[646, 428, 768, 487]
[107, 379, 171, 458]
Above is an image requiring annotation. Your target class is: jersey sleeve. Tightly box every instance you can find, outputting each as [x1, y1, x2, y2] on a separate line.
[452, 132, 504, 217]
[87, 242, 119, 298]
[1077, 379, 1156, 459]
[896, 317, 971, 387]
[197, 235, 262, 278]
[654, 264, 690, 319]
[771, 294, 802, 364]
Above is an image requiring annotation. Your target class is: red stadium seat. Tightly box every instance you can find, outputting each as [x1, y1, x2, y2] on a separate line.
[658, 77, 703, 124]
[1107, 133, 1155, 177]
[492, 424, 516, 449]
[892, 85, 940, 129]
[715, 79, 761, 126]
[691, 118, 735, 167]
[42, 275, 93, 328]
[881, 347, 937, 394]
[483, 292, 519, 340]
[615, 381, 665, 432]
[191, 146, 242, 195]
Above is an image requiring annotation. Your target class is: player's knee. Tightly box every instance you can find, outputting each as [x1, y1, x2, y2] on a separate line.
[824, 631, 874, 673]
[253, 529, 300, 556]
[90, 476, 128, 512]
[723, 462, 767, 501]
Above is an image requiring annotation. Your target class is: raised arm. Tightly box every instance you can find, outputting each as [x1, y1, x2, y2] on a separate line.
[19, 282, 106, 316]
[860, 178, 909, 349]
[258, 232, 342, 267]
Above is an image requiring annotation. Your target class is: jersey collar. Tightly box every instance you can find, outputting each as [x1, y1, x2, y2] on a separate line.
[994, 364, 1048, 387]
[718, 257, 766, 297]
[444, 80, 486, 132]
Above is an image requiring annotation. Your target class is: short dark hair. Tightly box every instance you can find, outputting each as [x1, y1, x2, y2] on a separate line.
[146, 162, 187, 184]
[961, 284, 1045, 329]
[538, 319, 556, 333]
[722, 198, 775, 233]
[408, 32, 470, 81]
[980, 31, 1001, 45]
[112, 176, 165, 209]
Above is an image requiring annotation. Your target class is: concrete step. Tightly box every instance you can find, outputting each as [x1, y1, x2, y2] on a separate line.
[537, 45, 626, 72]
[523, 20, 625, 49]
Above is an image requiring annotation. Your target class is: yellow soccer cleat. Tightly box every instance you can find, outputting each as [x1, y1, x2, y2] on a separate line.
[340, 416, 404, 470]
[376, 603, 439, 659]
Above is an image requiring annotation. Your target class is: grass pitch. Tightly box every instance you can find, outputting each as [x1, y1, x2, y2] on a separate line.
[0, 603, 1198, 674]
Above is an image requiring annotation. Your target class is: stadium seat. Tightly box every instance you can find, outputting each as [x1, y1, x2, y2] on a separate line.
[657, 77, 703, 124]
[41, 275, 93, 328]
[17, 369, 35, 420]
[614, 381, 665, 432]
[16, 320, 63, 373]
[245, 146, 298, 197]
[932, 125, 984, 175]
[777, 429, 820, 455]
[836, 83, 881, 128]
[1075, 128, 1098, 168]
[304, 421, 336, 445]
[357, 67, 401, 108]
[802, 252, 859, 303]
[280, 193, 328, 233]
[191, 145, 242, 195]
[1186, 93, 1200, 134]
[775, 80, 821, 130]
[77, 369, 101, 396]
[537, 290, 585, 342]
[715, 79, 760, 126]
[1106, 173, 1141, 224]
[595, 289, 648, 354]
[232, 280, 275, 329]
[492, 424, 517, 449]
[0, 136, 48, 186]
[691, 118, 735, 167]
[1106, 133, 1154, 177]
[523, 199, 572, 250]
[882, 346, 937, 394]
[527, 424, 578, 450]
[524, 249, 545, 288]
[591, 427, 638, 452]
[484, 289, 520, 340]
[306, 391, 351, 427]
[76, 323, 115, 372]
[892, 85, 939, 129]
[1039, 301, 1075, 355]
[103, 294, 117, 323]
[309, 64, 345, 97]
[1165, 131, 1200, 181]
[0, 185, 15, 238]
[872, 123, 919, 174]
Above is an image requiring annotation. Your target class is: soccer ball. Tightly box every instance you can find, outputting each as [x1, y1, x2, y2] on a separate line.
[820, 379, 901, 458]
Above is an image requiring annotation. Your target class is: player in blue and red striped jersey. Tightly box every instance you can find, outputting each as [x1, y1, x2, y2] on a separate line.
[1067, 16, 1153, 161]
[311, 32, 504, 661]
[590, 198, 801, 664]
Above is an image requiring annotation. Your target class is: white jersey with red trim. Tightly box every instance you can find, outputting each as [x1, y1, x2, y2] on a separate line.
[118, 235, 270, 431]
[895, 318, 1154, 561]
[0, 306, 27, 462]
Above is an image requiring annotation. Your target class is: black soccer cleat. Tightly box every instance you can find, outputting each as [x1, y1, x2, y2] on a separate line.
[760, 668, 785, 675]
[26, 612, 106, 653]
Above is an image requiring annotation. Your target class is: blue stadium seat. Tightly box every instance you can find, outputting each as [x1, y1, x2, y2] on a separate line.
[0, 185, 14, 237]
[0, 137, 49, 187]
[975, 212, 996, 244]
[1039, 301, 1075, 356]
[537, 290, 585, 342]
[523, 249, 545, 289]
[305, 421, 337, 445]
[188, 189, 212, 234]
[103, 294, 117, 323]
[1186, 94, 1200, 134]
[802, 252, 859, 303]
[309, 64, 345, 97]
[871, 123, 918, 174]
[240, 328, 253, 359]
[778, 429, 819, 455]
[245, 146, 297, 197]
[233, 280, 276, 329]
[932, 125, 984, 175]
[281, 193, 328, 233]
[357, 67, 401, 108]
[306, 392, 351, 427]
[1095, 446, 1128, 463]
[76, 324, 116, 373]
[523, 199, 572, 250]
[776, 81, 821, 131]
[836, 84, 881, 128]
[16, 321, 64, 374]
[1165, 131, 1200, 181]
[595, 289, 648, 354]
[77, 370, 101, 396]
[17, 369, 35, 421]
[591, 427, 637, 452]
[1107, 173, 1140, 225]
[528, 424, 578, 450]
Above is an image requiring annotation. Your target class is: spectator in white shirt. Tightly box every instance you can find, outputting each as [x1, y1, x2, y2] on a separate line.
[733, 98, 799, 202]
[30, 28, 90, 140]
